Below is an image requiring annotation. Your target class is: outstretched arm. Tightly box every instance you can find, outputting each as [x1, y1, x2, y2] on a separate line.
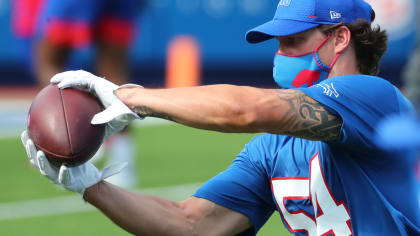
[116, 85, 342, 141]
[84, 181, 252, 236]
[51, 71, 341, 141]
[22, 129, 252, 236]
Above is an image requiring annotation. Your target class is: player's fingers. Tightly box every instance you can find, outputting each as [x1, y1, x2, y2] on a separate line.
[56, 77, 88, 90]
[50, 73, 63, 83]
[91, 103, 138, 125]
[91, 106, 119, 124]
[37, 151, 58, 182]
[50, 71, 76, 83]
[58, 165, 70, 185]
[101, 162, 128, 179]
[37, 151, 49, 176]
[50, 70, 85, 83]
[25, 139, 38, 167]
[53, 70, 97, 90]
[21, 131, 36, 166]
[52, 71, 90, 90]
[20, 130, 28, 146]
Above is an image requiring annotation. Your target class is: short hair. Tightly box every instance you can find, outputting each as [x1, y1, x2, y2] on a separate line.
[318, 11, 388, 75]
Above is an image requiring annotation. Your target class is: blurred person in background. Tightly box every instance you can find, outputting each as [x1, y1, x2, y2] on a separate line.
[374, 0, 420, 211]
[376, 114, 420, 183]
[21, 0, 420, 235]
[11, 0, 44, 70]
[402, 3, 420, 108]
[23, 0, 146, 189]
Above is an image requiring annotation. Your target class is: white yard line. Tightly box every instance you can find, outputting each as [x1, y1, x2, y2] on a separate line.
[0, 183, 202, 221]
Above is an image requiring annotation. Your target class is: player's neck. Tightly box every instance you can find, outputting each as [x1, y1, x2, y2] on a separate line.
[328, 48, 361, 78]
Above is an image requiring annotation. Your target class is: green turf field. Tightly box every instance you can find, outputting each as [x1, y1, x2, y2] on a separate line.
[0, 122, 291, 235]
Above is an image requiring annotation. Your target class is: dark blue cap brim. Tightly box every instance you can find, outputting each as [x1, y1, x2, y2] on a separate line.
[246, 19, 320, 44]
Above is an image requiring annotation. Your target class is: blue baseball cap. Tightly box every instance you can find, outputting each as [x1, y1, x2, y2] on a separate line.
[246, 0, 373, 44]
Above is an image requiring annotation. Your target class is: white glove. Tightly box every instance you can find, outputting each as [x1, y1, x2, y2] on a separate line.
[50, 70, 142, 141]
[21, 130, 127, 195]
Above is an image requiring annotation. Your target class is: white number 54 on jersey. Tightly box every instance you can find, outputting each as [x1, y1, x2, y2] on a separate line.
[272, 153, 352, 236]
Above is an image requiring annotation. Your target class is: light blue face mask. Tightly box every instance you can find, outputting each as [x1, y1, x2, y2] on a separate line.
[273, 36, 340, 88]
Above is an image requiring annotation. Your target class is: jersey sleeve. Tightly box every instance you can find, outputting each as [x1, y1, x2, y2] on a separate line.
[193, 137, 275, 235]
[297, 75, 414, 151]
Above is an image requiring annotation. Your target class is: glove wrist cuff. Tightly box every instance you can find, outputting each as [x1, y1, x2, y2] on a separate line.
[119, 84, 144, 89]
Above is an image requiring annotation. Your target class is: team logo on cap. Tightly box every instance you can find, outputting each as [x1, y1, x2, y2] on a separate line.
[278, 0, 291, 7]
[330, 11, 342, 20]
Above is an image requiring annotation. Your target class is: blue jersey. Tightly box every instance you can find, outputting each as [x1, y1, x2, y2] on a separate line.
[194, 75, 420, 235]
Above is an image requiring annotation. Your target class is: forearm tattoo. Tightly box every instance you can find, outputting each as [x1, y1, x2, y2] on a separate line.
[275, 89, 342, 141]
[133, 106, 174, 121]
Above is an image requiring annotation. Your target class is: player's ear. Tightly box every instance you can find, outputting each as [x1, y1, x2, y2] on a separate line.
[333, 26, 351, 54]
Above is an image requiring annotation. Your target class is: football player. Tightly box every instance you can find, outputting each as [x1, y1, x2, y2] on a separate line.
[22, 0, 420, 235]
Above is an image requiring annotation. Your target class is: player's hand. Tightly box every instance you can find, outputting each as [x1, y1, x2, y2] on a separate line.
[21, 130, 127, 195]
[50, 70, 142, 140]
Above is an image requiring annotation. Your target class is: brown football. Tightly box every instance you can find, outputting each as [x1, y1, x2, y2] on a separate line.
[27, 84, 105, 167]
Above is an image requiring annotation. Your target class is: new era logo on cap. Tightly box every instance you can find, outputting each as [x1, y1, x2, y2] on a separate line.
[330, 11, 342, 20]
[278, 0, 292, 7]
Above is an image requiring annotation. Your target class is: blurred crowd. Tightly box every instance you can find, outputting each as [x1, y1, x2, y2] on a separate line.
[403, 2, 420, 108]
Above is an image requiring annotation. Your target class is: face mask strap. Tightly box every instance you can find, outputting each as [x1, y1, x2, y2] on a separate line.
[314, 34, 332, 52]
[276, 34, 332, 57]
[329, 51, 341, 69]
[313, 34, 342, 73]
[313, 35, 333, 72]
